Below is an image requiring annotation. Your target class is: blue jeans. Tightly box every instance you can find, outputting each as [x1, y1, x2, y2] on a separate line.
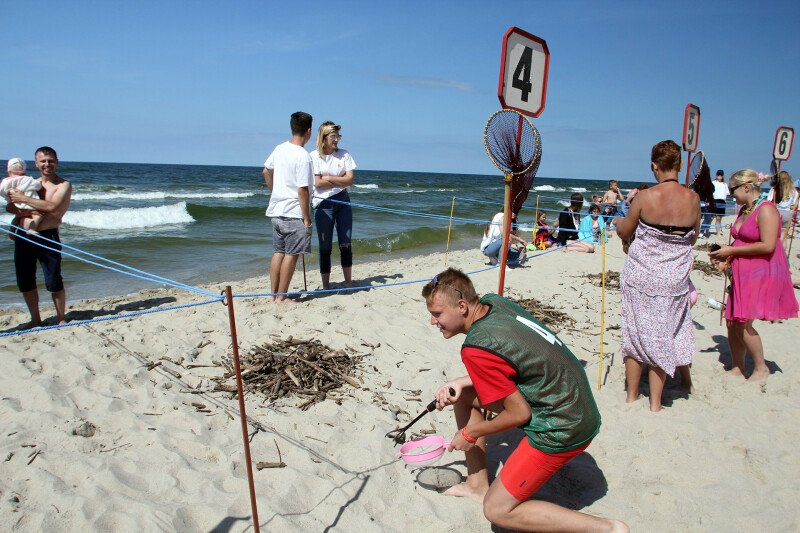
[314, 190, 353, 274]
[482, 238, 521, 263]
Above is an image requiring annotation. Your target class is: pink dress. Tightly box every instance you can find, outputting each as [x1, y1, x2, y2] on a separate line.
[621, 222, 695, 377]
[725, 201, 798, 322]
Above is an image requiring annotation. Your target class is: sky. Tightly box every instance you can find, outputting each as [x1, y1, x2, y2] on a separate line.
[2, 0, 799, 182]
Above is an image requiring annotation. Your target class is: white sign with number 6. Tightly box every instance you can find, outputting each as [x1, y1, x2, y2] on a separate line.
[682, 104, 700, 152]
[498, 27, 550, 118]
[773, 126, 794, 161]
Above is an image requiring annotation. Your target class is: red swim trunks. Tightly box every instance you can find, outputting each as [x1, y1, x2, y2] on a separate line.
[499, 437, 591, 502]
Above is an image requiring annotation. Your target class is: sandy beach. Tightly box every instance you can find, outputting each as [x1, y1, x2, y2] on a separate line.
[1, 232, 799, 532]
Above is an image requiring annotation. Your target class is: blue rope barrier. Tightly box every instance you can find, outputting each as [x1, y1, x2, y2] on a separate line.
[0, 298, 222, 338]
[0, 222, 218, 297]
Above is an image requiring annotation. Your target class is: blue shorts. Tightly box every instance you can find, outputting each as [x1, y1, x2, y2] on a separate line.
[14, 228, 64, 293]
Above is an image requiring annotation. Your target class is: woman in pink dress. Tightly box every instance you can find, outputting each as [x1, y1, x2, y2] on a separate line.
[709, 169, 799, 382]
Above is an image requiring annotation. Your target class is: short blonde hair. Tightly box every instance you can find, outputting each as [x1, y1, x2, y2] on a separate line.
[421, 268, 479, 305]
[729, 168, 760, 192]
[316, 122, 340, 154]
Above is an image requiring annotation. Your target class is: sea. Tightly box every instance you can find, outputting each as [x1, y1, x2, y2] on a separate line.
[0, 161, 672, 308]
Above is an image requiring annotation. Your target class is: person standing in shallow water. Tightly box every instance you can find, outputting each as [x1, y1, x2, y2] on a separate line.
[7, 146, 72, 328]
[310, 122, 356, 290]
[423, 268, 628, 532]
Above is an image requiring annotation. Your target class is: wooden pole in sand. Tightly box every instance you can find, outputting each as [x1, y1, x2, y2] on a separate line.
[497, 174, 512, 296]
[223, 287, 261, 533]
[598, 228, 606, 390]
[445, 195, 456, 266]
[301, 255, 307, 291]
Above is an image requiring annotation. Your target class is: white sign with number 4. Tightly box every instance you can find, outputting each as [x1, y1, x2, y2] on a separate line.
[498, 27, 549, 118]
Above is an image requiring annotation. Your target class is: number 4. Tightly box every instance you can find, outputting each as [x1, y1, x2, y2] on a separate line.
[512, 46, 533, 102]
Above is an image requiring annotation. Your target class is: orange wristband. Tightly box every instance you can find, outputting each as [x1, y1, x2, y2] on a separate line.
[461, 426, 477, 444]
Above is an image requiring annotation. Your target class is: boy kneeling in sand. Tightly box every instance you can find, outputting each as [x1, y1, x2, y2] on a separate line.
[423, 268, 626, 532]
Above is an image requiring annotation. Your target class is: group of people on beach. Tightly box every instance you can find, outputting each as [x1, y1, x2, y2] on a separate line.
[3, 147, 72, 328]
[262, 112, 357, 302]
[430, 139, 797, 531]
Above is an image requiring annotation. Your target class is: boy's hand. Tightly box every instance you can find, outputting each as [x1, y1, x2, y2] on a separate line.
[448, 429, 475, 452]
[434, 383, 459, 410]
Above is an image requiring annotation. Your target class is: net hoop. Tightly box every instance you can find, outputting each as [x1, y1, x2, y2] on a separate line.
[688, 150, 706, 184]
[483, 109, 541, 177]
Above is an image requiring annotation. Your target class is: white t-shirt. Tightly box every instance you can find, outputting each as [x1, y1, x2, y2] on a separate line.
[264, 141, 314, 218]
[480, 212, 504, 252]
[309, 149, 356, 207]
[712, 180, 729, 201]
[0, 175, 41, 209]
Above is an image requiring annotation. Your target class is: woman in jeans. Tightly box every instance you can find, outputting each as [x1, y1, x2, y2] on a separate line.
[310, 122, 357, 289]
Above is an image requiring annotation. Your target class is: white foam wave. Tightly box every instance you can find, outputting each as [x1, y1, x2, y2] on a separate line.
[353, 184, 379, 189]
[569, 187, 587, 193]
[558, 200, 571, 207]
[533, 185, 565, 192]
[64, 202, 195, 229]
[72, 191, 256, 201]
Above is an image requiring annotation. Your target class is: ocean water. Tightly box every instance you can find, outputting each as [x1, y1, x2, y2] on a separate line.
[0, 161, 656, 308]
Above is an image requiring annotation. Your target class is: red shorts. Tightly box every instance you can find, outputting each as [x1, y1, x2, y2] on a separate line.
[499, 437, 590, 502]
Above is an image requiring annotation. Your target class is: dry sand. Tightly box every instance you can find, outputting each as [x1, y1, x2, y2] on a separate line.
[1, 234, 799, 532]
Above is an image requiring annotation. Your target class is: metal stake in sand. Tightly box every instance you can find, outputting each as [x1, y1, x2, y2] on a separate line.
[222, 286, 261, 533]
[598, 227, 607, 390]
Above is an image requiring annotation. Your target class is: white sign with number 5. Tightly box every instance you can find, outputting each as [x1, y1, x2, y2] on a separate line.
[498, 27, 550, 118]
[682, 104, 700, 152]
[773, 126, 794, 161]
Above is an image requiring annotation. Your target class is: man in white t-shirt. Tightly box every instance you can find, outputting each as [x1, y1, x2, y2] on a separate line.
[262, 111, 314, 302]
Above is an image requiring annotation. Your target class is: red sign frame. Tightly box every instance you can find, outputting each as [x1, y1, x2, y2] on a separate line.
[497, 26, 550, 118]
[682, 103, 701, 152]
[773, 126, 794, 161]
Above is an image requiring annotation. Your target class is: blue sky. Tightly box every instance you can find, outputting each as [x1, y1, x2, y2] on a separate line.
[3, 1, 799, 181]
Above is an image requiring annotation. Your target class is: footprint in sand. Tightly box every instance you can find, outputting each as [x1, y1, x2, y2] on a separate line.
[19, 358, 43, 374]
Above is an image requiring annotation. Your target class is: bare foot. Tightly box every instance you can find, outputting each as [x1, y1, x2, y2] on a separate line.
[443, 482, 487, 504]
[725, 367, 745, 378]
[625, 393, 641, 403]
[747, 368, 769, 383]
[609, 519, 631, 533]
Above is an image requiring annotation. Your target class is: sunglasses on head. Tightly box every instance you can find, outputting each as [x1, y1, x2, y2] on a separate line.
[431, 275, 464, 300]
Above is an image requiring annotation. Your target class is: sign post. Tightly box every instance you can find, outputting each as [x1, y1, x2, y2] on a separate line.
[496, 27, 549, 296]
[773, 126, 795, 172]
[682, 104, 701, 186]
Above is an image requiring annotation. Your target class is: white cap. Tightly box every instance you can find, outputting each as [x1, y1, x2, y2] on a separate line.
[7, 157, 26, 173]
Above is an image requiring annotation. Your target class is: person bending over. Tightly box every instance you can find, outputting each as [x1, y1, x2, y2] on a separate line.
[423, 268, 627, 532]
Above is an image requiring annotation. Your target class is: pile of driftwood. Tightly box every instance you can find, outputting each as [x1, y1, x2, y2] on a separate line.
[693, 260, 723, 277]
[212, 336, 362, 410]
[513, 298, 576, 331]
[584, 271, 621, 290]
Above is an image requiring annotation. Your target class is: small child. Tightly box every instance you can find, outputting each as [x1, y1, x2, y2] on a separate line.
[1, 158, 42, 234]
[530, 211, 558, 250]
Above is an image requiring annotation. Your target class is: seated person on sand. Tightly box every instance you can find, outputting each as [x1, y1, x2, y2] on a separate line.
[529, 211, 557, 250]
[555, 193, 595, 253]
[480, 210, 527, 265]
[422, 268, 628, 533]
[575, 204, 608, 252]
[1, 157, 43, 235]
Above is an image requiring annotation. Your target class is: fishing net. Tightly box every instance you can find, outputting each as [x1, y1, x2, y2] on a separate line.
[483, 109, 542, 215]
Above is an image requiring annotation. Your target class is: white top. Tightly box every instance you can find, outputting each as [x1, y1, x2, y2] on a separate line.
[264, 142, 314, 218]
[0, 175, 41, 209]
[767, 188, 799, 211]
[480, 212, 504, 252]
[712, 180, 729, 201]
[309, 149, 356, 207]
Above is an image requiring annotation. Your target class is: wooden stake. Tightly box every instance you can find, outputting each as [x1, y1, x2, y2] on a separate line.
[223, 286, 260, 533]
